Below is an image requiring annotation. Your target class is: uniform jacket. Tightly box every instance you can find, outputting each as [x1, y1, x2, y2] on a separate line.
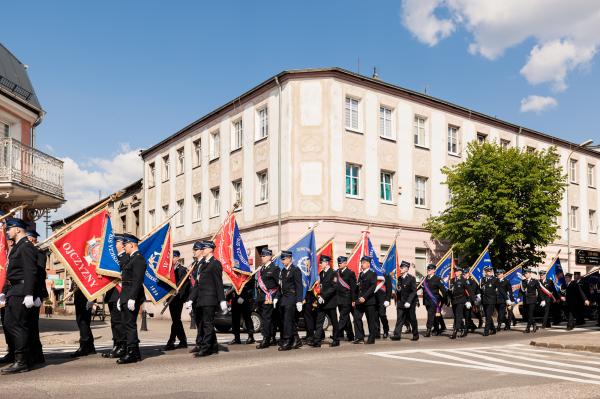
[255, 261, 280, 302]
[106, 252, 128, 304]
[480, 276, 500, 305]
[120, 251, 146, 303]
[173, 263, 191, 300]
[335, 267, 356, 305]
[449, 277, 473, 305]
[565, 280, 588, 310]
[520, 278, 542, 305]
[357, 269, 377, 306]
[395, 273, 418, 307]
[35, 248, 48, 299]
[541, 279, 559, 302]
[3, 236, 38, 297]
[421, 274, 446, 307]
[189, 255, 225, 307]
[375, 273, 392, 303]
[279, 264, 303, 306]
[496, 278, 513, 302]
[318, 268, 337, 309]
[465, 276, 480, 297]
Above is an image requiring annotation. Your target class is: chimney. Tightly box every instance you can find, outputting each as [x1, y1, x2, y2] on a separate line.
[372, 67, 380, 80]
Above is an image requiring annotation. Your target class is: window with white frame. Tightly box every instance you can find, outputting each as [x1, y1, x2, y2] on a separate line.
[176, 147, 185, 175]
[232, 119, 243, 150]
[193, 194, 201, 221]
[447, 126, 459, 154]
[379, 106, 393, 139]
[232, 179, 243, 207]
[176, 199, 184, 226]
[162, 155, 170, 181]
[211, 188, 220, 216]
[162, 204, 169, 220]
[345, 163, 360, 197]
[148, 163, 156, 187]
[415, 248, 427, 280]
[257, 171, 268, 203]
[193, 139, 201, 167]
[588, 164, 596, 188]
[413, 116, 426, 147]
[571, 206, 579, 230]
[477, 133, 487, 144]
[590, 210, 597, 233]
[258, 107, 268, 139]
[210, 131, 220, 160]
[148, 209, 155, 229]
[380, 245, 390, 262]
[570, 159, 578, 183]
[380, 171, 393, 202]
[345, 97, 359, 130]
[500, 139, 510, 149]
[345, 242, 357, 256]
[415, 176, 428, 207]
[1, 121, 9, 137]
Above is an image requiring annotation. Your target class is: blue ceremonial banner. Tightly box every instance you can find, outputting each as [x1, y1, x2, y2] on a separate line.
[546, 256, 566, 291]
[366, 237, 385, 279]
[470, 249, 492, 285]
[382, 242, 398, 290]
[275, 230, 317, 299]
[435, 249, 453, 289]
[505, 265, 523, 303]
[95, 217, 122, 278]
[231, 221, 252, 274]
[139, 223, 175, 304]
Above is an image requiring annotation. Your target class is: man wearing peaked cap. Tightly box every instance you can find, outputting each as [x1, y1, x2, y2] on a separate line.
[102, 234, 128, 359]
[480, 265, 500, 336]
[391, 262, 418, 342]
[520, 268, 543, 333]
[495, 268, 514, 331]
[164, 249, 189, 351]
[255, 247, 280, 349]
[538, 270, 559, 329]
[24, 228, 47, 366]
[335, 256, 356, 342]
[277, 250, 303, 351]
[353, 255, 378, 344]
[420, 264, 447, 337]
[311, 254, 339, 348]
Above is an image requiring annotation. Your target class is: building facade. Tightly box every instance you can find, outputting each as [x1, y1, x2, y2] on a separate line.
[141, 68, 600, 277]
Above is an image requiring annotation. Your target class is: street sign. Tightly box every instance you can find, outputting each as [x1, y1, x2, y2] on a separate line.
[576, 249, 600, 266]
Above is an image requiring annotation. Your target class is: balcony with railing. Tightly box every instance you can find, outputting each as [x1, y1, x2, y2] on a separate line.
[0, 137, 64, 201]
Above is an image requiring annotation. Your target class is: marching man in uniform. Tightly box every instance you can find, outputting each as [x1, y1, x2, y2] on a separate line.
[277, 250, 303, 351]
[480, 266, 499, 336]
[335, 256, 356, 343]
[538, 270, 559, 329]
[255, 248, 280, 349]
[311, 255, 339, 348]
[449, 267, 473, 339]
[353, 256, 378, 345]
[521, 268, 544, 333]
[102, 234, 127, 358]
[164, 250, 189, 350]
[421, 264, 447, 337]
[495, 269, 513, 331]
[391, 262, 419, 341]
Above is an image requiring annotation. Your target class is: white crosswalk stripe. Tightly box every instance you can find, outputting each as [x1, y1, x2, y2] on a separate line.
[369, 344, 600, 385]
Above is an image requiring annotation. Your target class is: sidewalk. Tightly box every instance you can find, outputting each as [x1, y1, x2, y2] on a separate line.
[530, 326, 600, 353]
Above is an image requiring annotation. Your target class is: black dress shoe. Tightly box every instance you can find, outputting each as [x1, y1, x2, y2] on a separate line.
[163, 343, 176, 351]
[382, 332, 389, 339]
[411, 335, 419, 341]
[117, 346, 142, 364]
[256, 341, 270, 349]
[246, 337, 255, 345]
[330, 340, 340, 347]
[309, 341, 321, 348]
[450, 331, 457, 339]
[365, 340, 375, 345]
[70, 345, 96, 358]
[483, 331, 489, 337]
[293, 339, 303, 350]
[524, 327, 531, 333]
[0, 353, 15, 365]
[490, 329, 496, 335]
[424, 329, 431, 338]
[352, 339, 364, 344]
[176, 342, 188, 349]
[1, 355, 29, 374]
[390, 335, 401, 341]
[189, 346, 200, 353]
[228, 338, 242, 345]
[194, 350, 212, 357]
[278, 345, 292, 351]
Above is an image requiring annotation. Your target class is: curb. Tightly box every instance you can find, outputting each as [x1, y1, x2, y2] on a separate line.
[530, 340, 600, 353]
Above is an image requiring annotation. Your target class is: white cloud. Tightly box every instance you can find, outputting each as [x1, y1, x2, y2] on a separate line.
[54, 144, 143, 220]
[520, 95, 558, 113]
[400, 0, 600, 90]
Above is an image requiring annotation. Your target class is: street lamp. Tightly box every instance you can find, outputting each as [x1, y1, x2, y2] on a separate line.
[566, 139, 595, 273]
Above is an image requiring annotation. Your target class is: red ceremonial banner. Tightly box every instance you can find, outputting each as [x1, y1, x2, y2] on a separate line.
[50, 209, 117, 301]
[0, 225, 7, 294]
[347, 231, 369, 276]
[313, 238, 334, 296]
[154, 225, 176, 288]
[214, 213, 251, 294]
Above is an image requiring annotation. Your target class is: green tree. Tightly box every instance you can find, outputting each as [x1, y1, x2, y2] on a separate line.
[425, 142, 566, 269]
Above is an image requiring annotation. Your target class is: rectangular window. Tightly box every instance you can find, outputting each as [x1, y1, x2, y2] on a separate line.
[176, 200, 184, 226]
[345, 242, 357, 256]
[120, 214, 126, 232]
[257, 171, 269, 203]
[148, 163, 156, 187]
[588, 164, 596, 188]
[590, 210, 597, 233]
[193, 139, 201, 167]
[258, 107, 268, 139]
[380, 171, 393, 202]
[211, 188, 220, 217]
[133, 210, 139, 237]
[162, 155, 170, 181]
[232, 179, 243, 207]
[379, 106, 393, 139]
[162, 204, 169, 220]
[570, 159, 578, 183]
[527, 146, 536, 153]
[571, 206, 579, 230]
[447, 126, 459, 154]
[477, 133, 487, 144]
[413, 116, 426, 147]
[1, 121, 8, 137]
[210, 131, 220, 160]
[345, 97, 359, 130]
[345, 163, 360, 197]
[176, 147, 185, 175]
[232, 119, 243, 150]
[500, 139, 510, 149]
[415, 176, 428, 207]
[148, 209, 155, 229]
[380, 244, 390, 258]
[415, 248, 427, 280]
[193, 194, 201, 221]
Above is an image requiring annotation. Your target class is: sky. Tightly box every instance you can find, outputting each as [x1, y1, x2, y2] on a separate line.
[2, 0, 600, 221]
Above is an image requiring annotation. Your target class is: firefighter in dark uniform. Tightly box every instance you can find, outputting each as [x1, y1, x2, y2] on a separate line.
[69, 284, 96, 357]
[187, 240, 227, 357]
[164, 250, 190, 350]
[353, 256, 378, 345]
[562, 272, 590, 330]
[538, 270, 559, 329]
[420, 264, 447, 337]
[227, 269, 256, 345]
[311, 255, 339, 347]
[302, 287, 318, 344]
[375, 273, 392, 339]
[25, 229, 47, 366]
[102, 234, 128, 358]
[1, 218, 39, 374]
[117, 233, 147, 364]
[255, 248, 280, 349]
[495, 269, 513, 331]
[185, 241, 204, 353]
[449, 267, 473, 339]
[520, 268, 544, 333]
[335, 256, 356, 343]
[391, 262, 419, 341]
[480, 266, 499, 336]
[464, 270, 481, 332]
[277, 250, 303, 351]
[574, 272, 590, 325]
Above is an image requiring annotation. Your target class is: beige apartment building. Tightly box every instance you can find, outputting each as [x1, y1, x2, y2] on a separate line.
[141, 68, 600, 277]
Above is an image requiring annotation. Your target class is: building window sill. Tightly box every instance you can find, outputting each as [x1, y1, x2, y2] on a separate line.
[230, 147, 242, 155]
[414, 144, 430, 150]
[380, 136, 396, 143]
[415, 205, 429, 210]
[255, 136, 268, 144]
[209, 157, 219, 164]
[345, 127, 363, 135]
[345, 195, 362, 200]
[380, 200, 395, 205]
[255, 201, 268, 207]
[448, 152, 461, 158]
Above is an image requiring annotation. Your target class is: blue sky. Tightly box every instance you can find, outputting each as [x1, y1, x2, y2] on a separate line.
[2, 1, 599, 217]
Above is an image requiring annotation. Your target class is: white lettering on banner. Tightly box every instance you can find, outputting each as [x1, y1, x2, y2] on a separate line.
[62, 242, 98, 288]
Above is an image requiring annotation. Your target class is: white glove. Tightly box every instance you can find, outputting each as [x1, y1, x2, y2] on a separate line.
[237, 297, 244, 305]
[0, 293, 5, 306]
[317, 296, 324, 305]
[506, 299, 512, 305]
[540, 300, 546, 307]
[86, 301, 94, 310]
[296, 302, 303, 312]
[34, 297, 42, 307]
[273, 298, 278, 308]
[476, 294, 481, 300]
[404, 302, 410, 308]
[220, 301, 228, 314]
[465, 302, 472, 309]
[23, 295, 34, 309]
[384, 300, 390, 307]
[127, 299, 135, 311]
[116, 298, 121, 311]
[185, 300, 193, 310]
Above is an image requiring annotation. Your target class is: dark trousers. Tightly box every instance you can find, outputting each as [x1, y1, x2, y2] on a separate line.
[27, 306, 43, 363]
[257, 301, 274, 341]
[194, 305, 217, 352]
[425, 305, 436, 330]
[315, 307, 339, 342]
[75, 295, 94, 346]
[483, 303, 496, 333]
[337, 304, 354, 340]
[393, 305, 418, 338]
[121, 300, 142, 346]
[168, 297, 187, 344]
[452, 303, 465, 331]
[231, 299, 254, 339]
[353, 305, 377, 342]
[1, 307, 13, 355]
[108, 301, 125, 344]
[303, 304, 317, 340]
[377, 304, 389, 336]
[4, 295, 32, 357]
[496, 302, 507, 327]
[566, 305, 577, 329]
[541, 301, 552, 327]
[525, 303, 537, 328]
[465, 306, 475, 329]
[280, 304, 297, 345]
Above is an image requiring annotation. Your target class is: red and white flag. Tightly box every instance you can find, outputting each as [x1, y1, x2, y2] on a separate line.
[214, 213, 253, 294]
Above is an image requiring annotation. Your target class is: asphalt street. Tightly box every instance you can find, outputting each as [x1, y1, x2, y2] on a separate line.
[2, 321, 600, 399]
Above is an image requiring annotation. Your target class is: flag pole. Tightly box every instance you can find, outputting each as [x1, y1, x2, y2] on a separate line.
[0, 204, 28, 223]
[468, 238, 494, 275]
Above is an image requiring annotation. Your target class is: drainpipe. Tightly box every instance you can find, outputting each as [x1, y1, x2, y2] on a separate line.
[275, 77, 282, 252]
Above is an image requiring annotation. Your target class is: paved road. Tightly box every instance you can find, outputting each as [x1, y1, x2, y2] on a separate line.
[2, 322, 600, 399]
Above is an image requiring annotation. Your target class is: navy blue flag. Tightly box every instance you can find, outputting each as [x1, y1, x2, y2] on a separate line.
[366, 237, 385, 279]
[95, 217, 122, 278]
[469, 246, 492, 285]
[139, 223, 175, 304]
[546, 256, 566, 291]
[434, 249, 453, 289]
[275, 230, 317, 299]
[505, 265, 523, 303]
[381, 242, 398, 290]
